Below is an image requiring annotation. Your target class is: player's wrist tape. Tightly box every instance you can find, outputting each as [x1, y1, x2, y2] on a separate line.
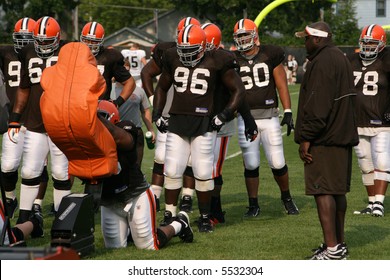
[114, 96, 125, 107]
[9, 112, 22, 123]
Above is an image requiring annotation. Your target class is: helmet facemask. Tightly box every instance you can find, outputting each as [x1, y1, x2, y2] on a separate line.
[359, 37, 385, 61]
[13, 32, 34, 53]
[80, 35, 103, 56]
[177, 43, 204, 67]
[233, 30, 256, 52]
[33, 35, 59, 58]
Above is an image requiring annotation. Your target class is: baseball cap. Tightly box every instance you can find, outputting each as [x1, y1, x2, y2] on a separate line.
[295, 26, 329, 38]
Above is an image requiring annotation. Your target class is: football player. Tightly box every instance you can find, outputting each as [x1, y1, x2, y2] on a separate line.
[80, 21, 135, 105]
[232, 18, 299, 217]
[152, 24, 245, 232]
[0, 17, 36, 218]
[8, 16, 72, 224]
[141, 17, 200, 215]
[121, 43, 147, 87]
[97, 100, 193, 249]
[348, 24, 390, 217]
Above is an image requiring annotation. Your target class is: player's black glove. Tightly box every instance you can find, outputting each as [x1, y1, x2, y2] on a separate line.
[242, 115, 258, 142]
[155, 116, 169, 133]
[211, 108, 233, 132]
[113, 96, 125, 108]
[280, 110, 294, 136]
[384, 112, 390, 123]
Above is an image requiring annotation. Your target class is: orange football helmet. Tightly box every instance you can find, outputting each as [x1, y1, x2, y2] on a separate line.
[80, 21, 105, 56]
[177, 24, 206, 67]
[359, 24, 387, 61]
[233, 19, 258, 52]
[33, 16, 60, 58]
[13, 17, 36, 53]
[97, 100, 120, 124]
[177, 17, 200, 35]
[201, 23, 222, 51]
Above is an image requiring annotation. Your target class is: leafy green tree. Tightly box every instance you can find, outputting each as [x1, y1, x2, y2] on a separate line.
[78, 0, 174, 35]
[0, 0, 79, 43]
[169, 0, 359, 47]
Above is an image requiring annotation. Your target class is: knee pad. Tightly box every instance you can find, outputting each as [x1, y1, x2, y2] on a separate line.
[244, 167, 259, 178]
[1, 171, 18, 191]
[271, 165, 288, 177]
[374, 171, 390, 182]
[362, 172, 375, 186]
[164, 177, 182, 190]
[156, 228, 168, 249]
[40, 166, 49, 183]
[153, 162, 164, 176]
[21, 176, 41, 186]
[53, 178, 72, 190]
[214, 175, 223, 186]
[184, 166, 194, 177]
[195, 179, 214, 192]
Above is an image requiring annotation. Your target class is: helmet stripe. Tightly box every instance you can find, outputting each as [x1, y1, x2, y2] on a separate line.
[366, 24, 376, 37]
[238, 19, 245, 30]
[89, 22, 98, 35]
[21, 18, 29, 30]
[38, 16, 50, 36]
[201, 23, 212, 30]
[185, 17, 192, 26]
[182, 25, 193, 43]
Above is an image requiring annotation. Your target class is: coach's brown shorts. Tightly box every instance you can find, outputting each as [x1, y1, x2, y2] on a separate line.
[304, 145, 353, 195]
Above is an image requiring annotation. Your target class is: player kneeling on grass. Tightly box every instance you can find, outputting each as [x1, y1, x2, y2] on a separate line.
[97, 100, 193, 249]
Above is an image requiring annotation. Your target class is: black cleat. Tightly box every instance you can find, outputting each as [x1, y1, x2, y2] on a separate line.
[282, 198, 299, 215]
[243, 206, 260, 218]
[197, 214, 214, 233]
[353, 203, 373, 215]
[179, 195, 193, 213]
[160, 210, 174, 226]
[30, 204, 44, 238]
[48, 203, 57, 216]
[310, 243, 348, 260]
[176, 211, 193, 243]
[5, 197, 18, 219]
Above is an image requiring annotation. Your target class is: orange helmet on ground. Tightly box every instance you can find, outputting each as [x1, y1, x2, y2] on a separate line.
[97, 100, 120, 124]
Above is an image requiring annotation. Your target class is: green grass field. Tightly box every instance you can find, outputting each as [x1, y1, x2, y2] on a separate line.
[4, 84, 390, 260]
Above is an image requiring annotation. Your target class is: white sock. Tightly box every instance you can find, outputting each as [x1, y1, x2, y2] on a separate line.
[165, 204, 177, 217]
[170, 221, 182, 235]
[5, 191, 16, 200]
[368, 196, 375, 203]
[375, 195, 385, 204]
[53, 189, 71, 211]
[151, 184, 163, 198]
[19, 184, 39, 211]
[182, 187, 195, 197]
[33, 199, 43, 206]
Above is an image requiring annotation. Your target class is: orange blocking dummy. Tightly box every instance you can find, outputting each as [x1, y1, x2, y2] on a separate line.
[40, 42, 118, 180]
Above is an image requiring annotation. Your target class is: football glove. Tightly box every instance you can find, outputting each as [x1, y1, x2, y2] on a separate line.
[384, 112, 390, 123]
[8, 122, 21, 144]
[280, 110, 294, 136]
[243, 115, 258, 142]
[155, 116, 169, 133]
[211, 115, 225, 132]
